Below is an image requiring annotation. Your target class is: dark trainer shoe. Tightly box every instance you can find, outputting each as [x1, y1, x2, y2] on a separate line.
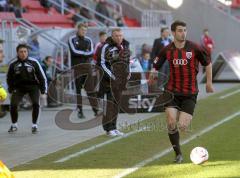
[32, 127, 38, 134]
[174, 154, 183, 164]
[8, 125, 18, 133]
[78, 112, 85, 119]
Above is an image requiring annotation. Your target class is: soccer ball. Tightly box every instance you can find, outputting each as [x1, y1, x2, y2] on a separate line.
[190, 147, 209, 165]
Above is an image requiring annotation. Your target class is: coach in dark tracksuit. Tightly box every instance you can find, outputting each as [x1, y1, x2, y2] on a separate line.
[7, 44, 47, 134]
[99, 28, 130, 137]
[68, 23, 98, 119]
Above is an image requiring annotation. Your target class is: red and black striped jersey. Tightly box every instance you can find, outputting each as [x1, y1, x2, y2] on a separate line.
[153, 40, 211, 95]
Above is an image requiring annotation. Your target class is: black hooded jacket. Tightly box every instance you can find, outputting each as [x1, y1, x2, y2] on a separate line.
[99, 37, 130, 87]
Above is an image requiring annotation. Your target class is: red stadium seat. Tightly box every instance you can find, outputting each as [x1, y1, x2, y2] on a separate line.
[22, 13, 74, 28]
[123, 16, 141, 27]
[231, 0, 240, 8]
[0, 12, 19, 27]
[0, 12, 16, 20]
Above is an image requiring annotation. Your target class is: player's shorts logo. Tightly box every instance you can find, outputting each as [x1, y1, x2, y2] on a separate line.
[186, 52, 192, 59]
[173, 59, 188, 65]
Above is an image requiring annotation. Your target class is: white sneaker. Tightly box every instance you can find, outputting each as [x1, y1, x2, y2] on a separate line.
[107, 130, 118, 137]
[114, 129, 124, 136]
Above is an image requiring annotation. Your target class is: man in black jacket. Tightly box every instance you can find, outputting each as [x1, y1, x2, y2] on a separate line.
[99, 28, 130, 137]
[151, 27, 172, 59]
[7, 44, 47, 134]
[68, 23, 98, 119]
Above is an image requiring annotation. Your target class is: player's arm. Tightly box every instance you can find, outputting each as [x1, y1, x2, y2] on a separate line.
[152, 48, 167, 71]
[84, 37, 94, 58]
[151, 39, 158, 59]
[149, 48, 167, 83]
[34, 61, 48, 94]
[100, 44, 116, 80]
[6, 63, 14, 93]
[197, 45, 214, 93]
[205, 63, 214, 93]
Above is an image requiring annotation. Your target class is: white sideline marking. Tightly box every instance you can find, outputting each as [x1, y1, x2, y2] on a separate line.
[55, 127, 148, 163]
[113, 111, 240, 178]
[219, 89, 240, 99]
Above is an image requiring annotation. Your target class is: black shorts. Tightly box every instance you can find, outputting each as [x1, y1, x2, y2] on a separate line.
[164, 94, 197, 116]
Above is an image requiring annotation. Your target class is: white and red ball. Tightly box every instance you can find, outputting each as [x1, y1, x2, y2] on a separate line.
[190, 147, 209, 165]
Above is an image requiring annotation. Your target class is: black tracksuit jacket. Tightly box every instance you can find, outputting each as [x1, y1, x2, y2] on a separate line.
[68, 34, 94, 66]
[7, 57, 47, 94]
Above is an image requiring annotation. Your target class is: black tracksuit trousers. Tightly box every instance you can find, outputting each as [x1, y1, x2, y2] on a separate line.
[10, 86, 40, 124]
[73, 63, 98, 113]
[100, 78, 126, 132]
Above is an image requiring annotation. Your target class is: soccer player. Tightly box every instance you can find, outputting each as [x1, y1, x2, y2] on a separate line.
[68, 23, 98, 119]
[7, 44, 47, 134]
[99, 28, 130, 137]
[153, 20, 214, 163]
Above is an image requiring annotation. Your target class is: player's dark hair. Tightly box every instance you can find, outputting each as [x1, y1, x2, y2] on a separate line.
[203, 28, 208, 32]
[16, 43, 30, 52]
[44, 56, 52, 61]
[99, 31, 107, 37]
[161, 27, 168, 33]
[171, 20, 186, 32]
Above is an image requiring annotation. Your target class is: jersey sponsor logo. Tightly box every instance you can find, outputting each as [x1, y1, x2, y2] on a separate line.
[186, 52, 192, 59]
[173, 59, 188, 65]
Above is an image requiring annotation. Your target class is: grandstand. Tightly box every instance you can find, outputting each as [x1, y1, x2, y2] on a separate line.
[0, 0, 240, 178]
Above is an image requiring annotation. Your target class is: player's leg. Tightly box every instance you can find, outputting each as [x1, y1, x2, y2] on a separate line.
[103, 91, 118, 137]
[110, 85, 124, 136]
[178, 112, 192, 132]
[84, 66, 99, 116]
[178, 95, 197, 132]
[73, 67, 85, 119]
[166, 107, 182, 161]
[75, 76, 84, 118]
[8, 90, 25, 132]
[28, 87, 40, 133]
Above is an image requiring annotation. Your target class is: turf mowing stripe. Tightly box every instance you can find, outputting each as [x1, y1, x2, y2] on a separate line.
[219, 88, 240, 99]
[55, 126, 148, 163]
[113, 111, 240, 178]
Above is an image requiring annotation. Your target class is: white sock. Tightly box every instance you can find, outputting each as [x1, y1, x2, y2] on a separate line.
[12, 123, 18, 127]
[32, 124, 38, 128]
